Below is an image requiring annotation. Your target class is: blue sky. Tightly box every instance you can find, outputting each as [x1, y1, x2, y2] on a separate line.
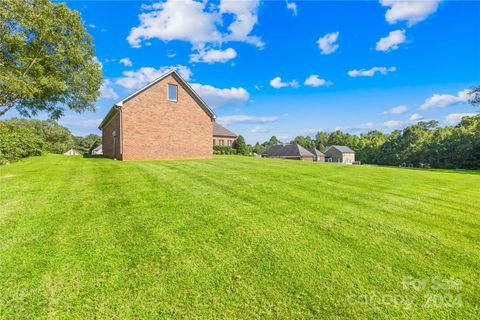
[9, 0, 480, 143]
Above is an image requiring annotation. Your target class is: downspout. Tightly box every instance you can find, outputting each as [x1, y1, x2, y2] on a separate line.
[119, 106, 123, 159]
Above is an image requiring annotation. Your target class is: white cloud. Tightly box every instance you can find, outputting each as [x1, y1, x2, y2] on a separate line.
[286, 1, 298, 16]
[348, 66, 396, 77]
[167, 52, 176, 58]
[383, 105, 408, 115]
[270, 76, 299, 89]
[383, 120, 405, 128]
[251, 125, 273, 133]
[87, 24, 96, 29]
[409, 113, 424, 122]
[99, 79, 119, 100]
[304, 75, 333, 87]
[190, 83, 249, 108]
[93, 56, 103, 70]
[317, 32, 339, 55]
[190, 48, 237, 63]
[128, 0, 263, 49]
[304, 128, 322, 135]
[217, 115, 279, 125]
[59, 116, 103, 129]
[419, 89, 470, 110]
[444, 113, 478, 125]
[376, 29, 406, 52]
[220, 0, 264, 47]
[119, 57, 133, 67]
[380, 0, 441, 26]
[116, 65, 192, 90]
[127, 0, 222, 48]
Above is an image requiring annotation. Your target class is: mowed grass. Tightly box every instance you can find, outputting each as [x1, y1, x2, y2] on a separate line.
[0, 155, 479, 319]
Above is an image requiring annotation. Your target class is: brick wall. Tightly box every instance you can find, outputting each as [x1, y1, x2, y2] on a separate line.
[213, 136, 237, 147]
[102, 112, 122, 159]
[120, 74, 213, 160]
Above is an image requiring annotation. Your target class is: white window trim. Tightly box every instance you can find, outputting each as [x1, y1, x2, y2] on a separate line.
[167, 83, 178, 102]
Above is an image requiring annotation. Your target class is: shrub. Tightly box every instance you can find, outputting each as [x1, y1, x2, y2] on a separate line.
[0, 121, 45, 164]
[213, 145, 237, 155]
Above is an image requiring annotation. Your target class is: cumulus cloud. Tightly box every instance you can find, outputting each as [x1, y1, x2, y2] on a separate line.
[444, 113, 478, 125]
[251, 125, 273, 133]
[317, 31, 339, 55]
[217, 115, 279, 125]
[119, 57, 133, 67]
[419, 89, 470, 110]
[190, 83, 249, 108]
[127, 0, 221, 48]
[348, 66, 396, 77]
[304, 75, 333, 87]
[376, 29, 406, 52]
[59, 116, 103, 129]
[383, 105, 408, 115]
[99, 79, 119, 100]
[220, 0, 264, 47]
[409, 113, 424, 122]
[128, 0, 263, 49]
[380, 0, 441, 26]
[116, 65, 192, 90]
[190, 48, 237, 63]
[270, 76, 299, 89]
[286, 1, 298, 16]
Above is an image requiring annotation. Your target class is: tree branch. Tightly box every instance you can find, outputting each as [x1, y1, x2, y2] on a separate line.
[0, 99, 19, 117]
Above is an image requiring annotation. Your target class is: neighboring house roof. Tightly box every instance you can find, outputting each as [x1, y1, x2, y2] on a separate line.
[64, 149, 81, 155]
[324, 145, 355, 153]
[92, 144, 102, 152]
[98, 69, 216, 129]
[308, 148, 325, 157]
[265, 144, 314, 158]
[213, 122, 237, 137]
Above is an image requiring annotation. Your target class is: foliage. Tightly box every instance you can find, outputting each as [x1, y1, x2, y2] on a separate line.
[213, 145, 236, 155]
[0, 120, 44, 164]
[74, 134, 101, 154]
[234, 135, 251, 155]
[255, 115, 480, 169]
[0, 0, 103, 119]
[6, 118, 74, 153]
[1, 155, 479, 318]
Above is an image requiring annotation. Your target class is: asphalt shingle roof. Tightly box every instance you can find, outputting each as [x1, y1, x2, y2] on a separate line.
[327, 145, 355, 153]
[213, 122, 237, 137]
[308, 148, 325, 157]
[265, 144, 314, 158]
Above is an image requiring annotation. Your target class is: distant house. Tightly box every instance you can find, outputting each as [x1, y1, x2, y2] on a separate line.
[64, 149, 82, 156]
[265, 144, 314, 161]
[308, 148, 325, 162]
[91, 144, 103, 155]
[324, 145, 355, 164]
[213, 122, 237, 147]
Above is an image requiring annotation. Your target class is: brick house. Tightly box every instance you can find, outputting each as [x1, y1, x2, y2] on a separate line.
[308, 148, 326, 162]
[213, 122, 237, 147]
[98, 70, 217, 160]
[324, 145, 355, 164]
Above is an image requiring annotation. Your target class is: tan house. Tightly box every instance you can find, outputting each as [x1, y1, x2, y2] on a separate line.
[324, 145, 355, 164]
[98, 70, 217, 160]
[213, 122, 237, 147]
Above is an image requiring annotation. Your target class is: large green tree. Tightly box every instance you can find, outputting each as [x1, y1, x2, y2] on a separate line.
[0, 0, 102, 119]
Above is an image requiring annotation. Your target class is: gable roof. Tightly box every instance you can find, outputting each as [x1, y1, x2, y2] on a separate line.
[213, 122, 237, 137]
[99, 69, 216, 129]
[308, 148, 325, 157]
[325, 145, 355, 153]
[265, 144, 314, 158]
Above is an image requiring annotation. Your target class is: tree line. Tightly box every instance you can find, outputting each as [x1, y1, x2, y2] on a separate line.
[251, 115, 480, 169]
[0, 118, 101, 164]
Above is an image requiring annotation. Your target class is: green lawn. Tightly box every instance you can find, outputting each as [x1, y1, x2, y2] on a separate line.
[1, 155, 479, 319]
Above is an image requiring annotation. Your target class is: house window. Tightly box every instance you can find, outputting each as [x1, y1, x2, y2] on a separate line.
[228, 140, 232, 146]
[213, 139, 216, 145]
[220, 139, 225, 146]
[168, 84, 177, 101]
